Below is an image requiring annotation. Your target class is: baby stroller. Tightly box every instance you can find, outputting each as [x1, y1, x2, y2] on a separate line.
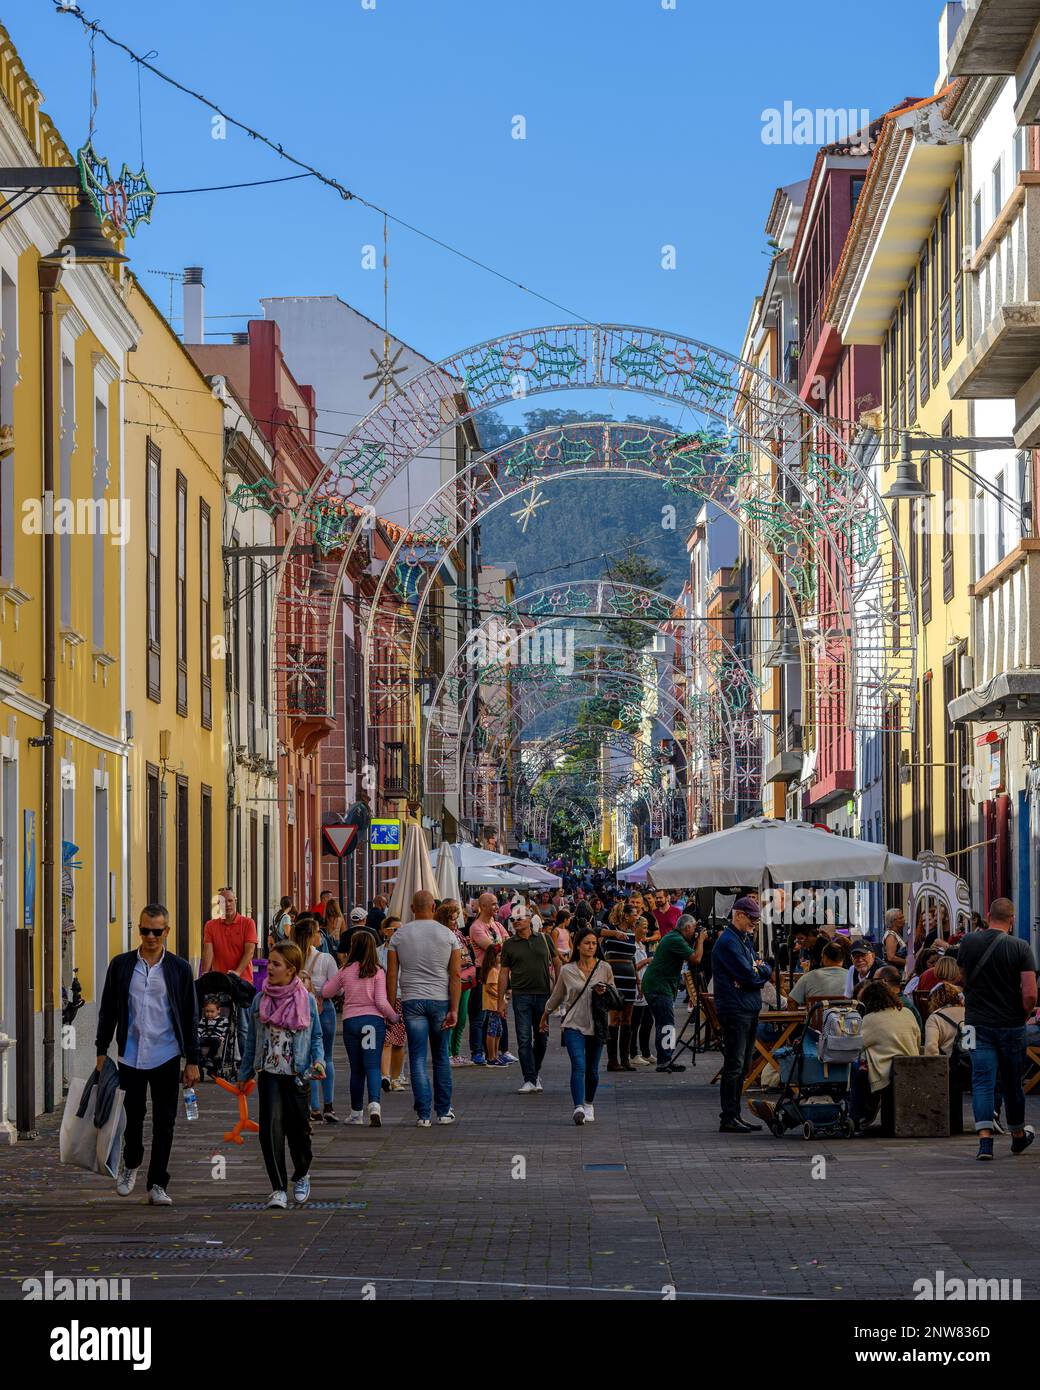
[768, 1000, 863, 1140]
[195, 971, 254, 1081]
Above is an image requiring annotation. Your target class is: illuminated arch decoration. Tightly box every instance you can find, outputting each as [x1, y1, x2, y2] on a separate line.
[273, 325, 916, 840]
[423, 582, 765, 827]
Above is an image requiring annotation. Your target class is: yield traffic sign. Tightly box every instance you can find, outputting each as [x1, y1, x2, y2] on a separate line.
[322, 824, 358, 858]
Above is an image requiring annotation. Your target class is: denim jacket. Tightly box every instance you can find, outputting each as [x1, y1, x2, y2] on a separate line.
[711, 925, 772, 1016]
[237, 991, 324, 1083]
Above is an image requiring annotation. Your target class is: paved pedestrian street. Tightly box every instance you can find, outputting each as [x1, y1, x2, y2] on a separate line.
[3, 1018, 1038, 1303]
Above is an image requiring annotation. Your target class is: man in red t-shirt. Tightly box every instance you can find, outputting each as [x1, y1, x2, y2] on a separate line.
[201, 887, 258, 983]
[652, 890, 682, 938]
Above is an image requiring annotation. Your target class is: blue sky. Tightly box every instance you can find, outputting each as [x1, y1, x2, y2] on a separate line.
[8, 0, 940, 362]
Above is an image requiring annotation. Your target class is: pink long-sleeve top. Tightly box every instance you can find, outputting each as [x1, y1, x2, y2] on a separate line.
[322, 962, 398, 1022]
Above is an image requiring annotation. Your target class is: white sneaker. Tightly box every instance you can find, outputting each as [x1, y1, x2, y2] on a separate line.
[390, 1077, 408, 1092]
[437, 1110, 457, 1124]
[115, 1163, 138, 1197]
[534, 1076, 544, 1092]
[347, 1110, 364, 1125]
[517, 1081, 537, 1094]
[147, 1185, 173, 1206]
[583, 1103, 595, 1123]
[416, 1117, 432, 1128]
[292, 1176, 311, 1204]
[266, 1190, 288, 1209]
[501, 1052, 518, 1064]
[573, 1105, 586, 1125]
[368, 1102, 381, 1126]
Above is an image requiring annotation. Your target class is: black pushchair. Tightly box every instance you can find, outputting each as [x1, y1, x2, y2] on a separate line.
[195, 971, 255, 1081]
[768, 999, 862, 1140]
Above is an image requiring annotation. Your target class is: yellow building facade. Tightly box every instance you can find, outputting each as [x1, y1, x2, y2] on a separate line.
[828, 93, 973, 876]
[0, 23, 139, 1132]
[124, 280, 226, 969]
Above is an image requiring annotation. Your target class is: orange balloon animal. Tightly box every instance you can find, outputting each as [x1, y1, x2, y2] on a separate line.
[213, 1075, 260, 1144]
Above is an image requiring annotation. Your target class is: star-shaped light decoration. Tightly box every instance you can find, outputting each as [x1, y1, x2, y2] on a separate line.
[510, 483, 550, 533]
[363, 343, 407, 401]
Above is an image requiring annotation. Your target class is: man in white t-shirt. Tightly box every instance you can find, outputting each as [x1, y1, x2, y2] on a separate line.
[386, 890, 461, 1127]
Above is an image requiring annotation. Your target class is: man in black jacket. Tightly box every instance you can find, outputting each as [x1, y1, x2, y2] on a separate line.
[95, 905, 199, 1205]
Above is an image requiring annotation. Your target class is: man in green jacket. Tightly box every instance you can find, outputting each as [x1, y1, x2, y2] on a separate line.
[640, 914, 707, 1073]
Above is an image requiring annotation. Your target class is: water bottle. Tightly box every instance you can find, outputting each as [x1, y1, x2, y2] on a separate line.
[184, 1088, 199, 1121]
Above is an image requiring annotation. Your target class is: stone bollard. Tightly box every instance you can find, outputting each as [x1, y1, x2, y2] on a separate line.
[889, 1053, 951, 1138]
[0, 1033, 16, 1144]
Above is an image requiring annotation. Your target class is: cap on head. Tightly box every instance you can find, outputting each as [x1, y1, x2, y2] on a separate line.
[350, 907, 367, 922]
[733, 895, 761, 921]
[851, 940, 874, 957]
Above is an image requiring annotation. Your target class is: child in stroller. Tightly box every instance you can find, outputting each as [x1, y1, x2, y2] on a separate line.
[197, 998, 231, 1079]
[195, 971, 250, 1081]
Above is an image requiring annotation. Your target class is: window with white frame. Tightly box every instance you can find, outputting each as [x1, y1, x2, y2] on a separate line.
[975, 489, 986, 582]
[973, 193, 983, 250]
[59, 354, 74, 628]
[995, 470, 1006, 561]
[1014, 128, 1027, 183]
[0, 269, 16, 583]
[92, 394, 107, 650]
[992, 159, 1003, 220]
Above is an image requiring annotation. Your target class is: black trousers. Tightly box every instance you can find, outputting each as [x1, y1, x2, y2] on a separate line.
[118, 1055, 181, 1190]
[631, 1007, 653, 1059]
[257, 1071, 313, 1192]
[718, 1011, 758, 1121]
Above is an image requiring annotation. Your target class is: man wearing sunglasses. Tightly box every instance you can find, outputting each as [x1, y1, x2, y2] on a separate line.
[95, 905, 200, 1205]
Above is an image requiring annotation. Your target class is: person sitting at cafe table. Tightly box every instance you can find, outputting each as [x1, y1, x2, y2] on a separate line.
[787, 941, 849, 1008]
[844, 940, 881, 997]
[882, 907, 906, 965]
[874, 965, 924, 1039]
[923, 982, 965, 1057]
[850, 980, 922, 1133]
[918, 950, 960, 997]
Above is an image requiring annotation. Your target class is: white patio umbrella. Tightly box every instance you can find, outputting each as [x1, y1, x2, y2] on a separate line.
[387, 821, 438, 919]
[617, 853, 653, 884]
[508, 858, 562, 887]
[434, 840, 462, 902]
[646, 818, 922, 890]
[430, 843, 518, 876]
[463, 866, 543, 889]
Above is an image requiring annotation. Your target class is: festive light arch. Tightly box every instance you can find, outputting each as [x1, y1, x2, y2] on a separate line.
[425, 580, 765, 811]
[273, 324, 916, 839]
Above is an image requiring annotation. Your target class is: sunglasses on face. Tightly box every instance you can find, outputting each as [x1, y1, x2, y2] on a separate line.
[139, 927, 165, 938]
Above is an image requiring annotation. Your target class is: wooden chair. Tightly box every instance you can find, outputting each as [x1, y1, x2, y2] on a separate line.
[1024, 1046, 1040, 1095]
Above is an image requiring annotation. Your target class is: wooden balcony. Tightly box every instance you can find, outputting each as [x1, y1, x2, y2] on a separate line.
[948, 0, 1040, 123]
[950, 175, 1040, 447]
[949, 539, 1040, 723]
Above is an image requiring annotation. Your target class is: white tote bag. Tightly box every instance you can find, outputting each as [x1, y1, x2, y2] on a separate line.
[60, 1067, 126, 1177]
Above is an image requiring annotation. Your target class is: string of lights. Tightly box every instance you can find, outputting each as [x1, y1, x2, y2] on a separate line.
[52, 2, 593, 325]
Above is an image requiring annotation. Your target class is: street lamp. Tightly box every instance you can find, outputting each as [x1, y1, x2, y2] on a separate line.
[766, 625, 800, 668]
[883, 434, 933, 501]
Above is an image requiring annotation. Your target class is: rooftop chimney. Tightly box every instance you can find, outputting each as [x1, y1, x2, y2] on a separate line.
[182, 266, 205, 345]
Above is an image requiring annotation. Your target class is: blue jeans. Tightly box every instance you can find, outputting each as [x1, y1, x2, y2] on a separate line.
[342, 1014, 387, 1110]
[310, 999, 337, 1109]
[403, 999, 453, 1120]
[970, 1023, 1027, 1133]
[644, 992, 676, 1065]
[512, 993, 549, 1084]
[563, 1027, 604, 1107]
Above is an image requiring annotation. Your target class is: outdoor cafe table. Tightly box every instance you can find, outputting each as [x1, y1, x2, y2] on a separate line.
[743, 1009, 807, 1091]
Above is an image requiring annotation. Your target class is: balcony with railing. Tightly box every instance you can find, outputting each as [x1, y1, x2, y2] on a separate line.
[950, 174, 1040, 447]
[764, 718, 804, 785]
[949, 539, 1040, 723]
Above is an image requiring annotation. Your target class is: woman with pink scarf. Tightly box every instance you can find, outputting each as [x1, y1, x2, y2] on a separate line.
[238, 941, 325, 1209]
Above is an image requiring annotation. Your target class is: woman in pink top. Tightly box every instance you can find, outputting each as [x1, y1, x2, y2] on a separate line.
[323, 933, 397, 1126]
